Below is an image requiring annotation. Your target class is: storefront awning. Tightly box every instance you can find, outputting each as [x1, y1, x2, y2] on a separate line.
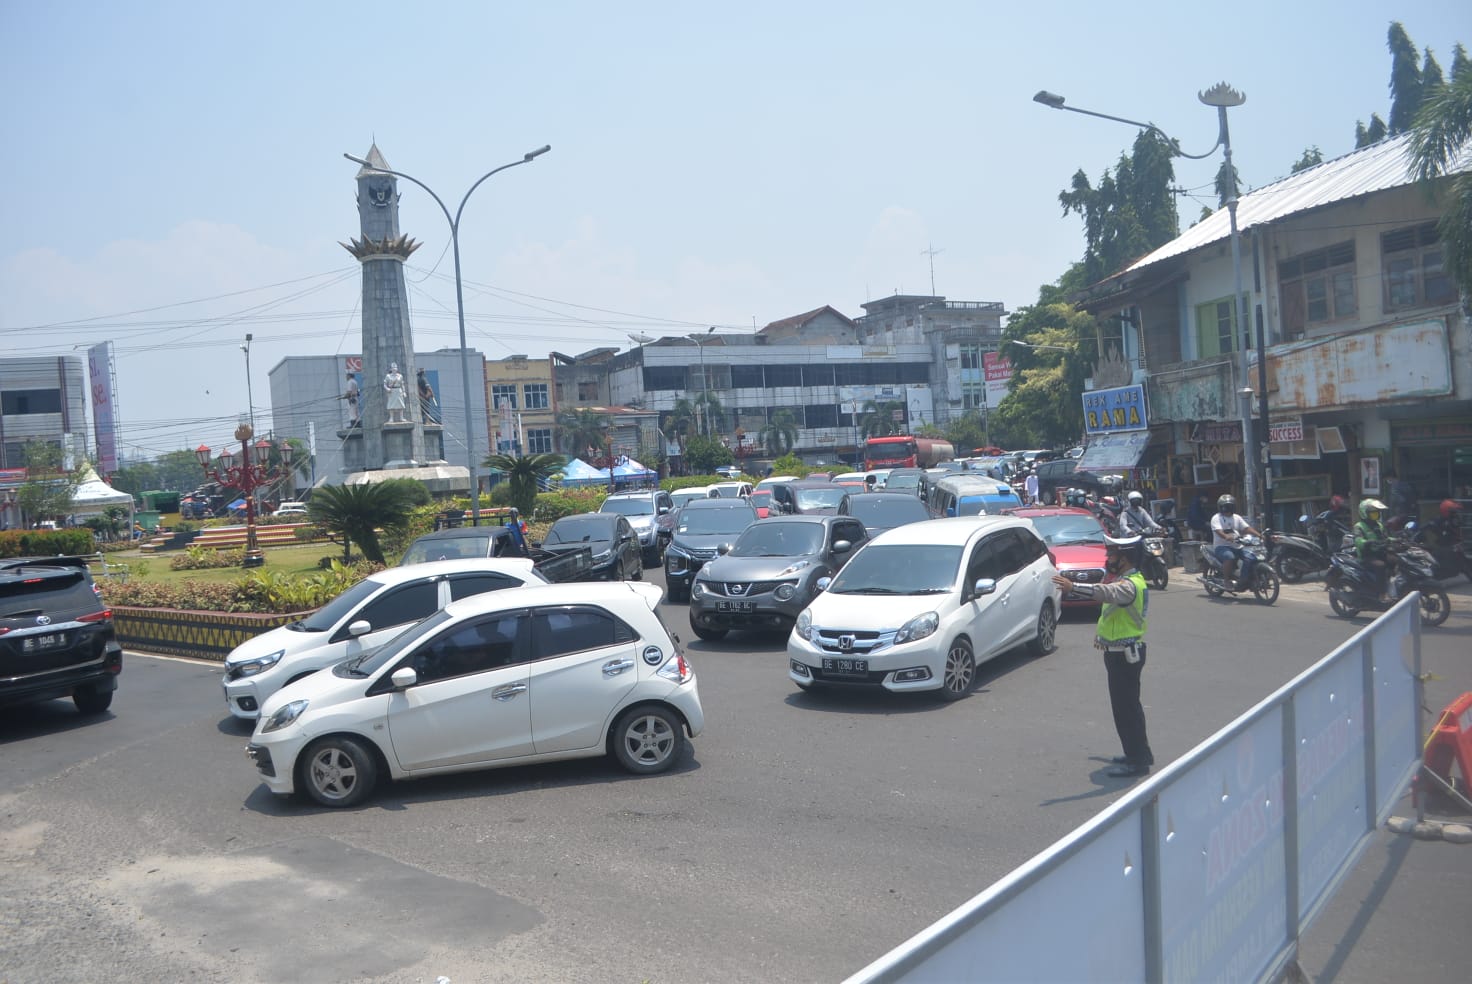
[1075, 431, 1152, 472]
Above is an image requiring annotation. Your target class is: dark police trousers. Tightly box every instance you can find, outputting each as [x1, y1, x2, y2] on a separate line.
[1104, 643, 1153, 766]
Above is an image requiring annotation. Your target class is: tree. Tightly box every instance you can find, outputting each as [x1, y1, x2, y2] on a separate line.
[694, 391, 727, 438]
[682, 435, 734, 475]
[943, 411, 990, 455]
[990, 294, 1098, 449]
[307, 481, 421, 564]
[1290, 147, 1324, 174]
[1059, 130, 1179, 285]
[1355, 114, 1389, 148]
[483, 452, 566, 517]
[1407, 68, 1472, 298]
[16, 441, 76, 527]
[1388, 22, 1424, 135]
[759, 408, 799, 457]
[557, 408, 611, 456]
[859, 400, 906, 439]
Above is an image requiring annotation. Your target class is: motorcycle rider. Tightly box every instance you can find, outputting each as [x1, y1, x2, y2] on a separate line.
[1427, 498, 1464, 547]
[1211, 494, 1261, 588]
[1353, 498, 1393, 600]
[1119, 490, 1164, 537]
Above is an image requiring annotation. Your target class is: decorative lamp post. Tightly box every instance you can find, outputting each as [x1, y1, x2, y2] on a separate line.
[344, 144, 551, 527]
[195, 424, 295, 568]
[1032, 84, 1261, 525]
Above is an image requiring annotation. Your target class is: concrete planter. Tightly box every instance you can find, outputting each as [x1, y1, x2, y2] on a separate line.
[111, 605, 313, 661]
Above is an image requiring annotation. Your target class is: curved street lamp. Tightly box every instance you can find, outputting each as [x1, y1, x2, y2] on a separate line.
[1032, 84, 1265, 525]
[343, 145, 551, 526]
[195, 424, 295, 567]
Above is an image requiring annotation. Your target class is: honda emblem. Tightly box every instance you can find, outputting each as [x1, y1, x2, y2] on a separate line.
[839, 635, 854, 652]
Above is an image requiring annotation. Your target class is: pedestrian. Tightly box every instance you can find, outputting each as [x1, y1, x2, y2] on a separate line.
[1051, 533, 1154, 778]
[1024, 468, 1039, 505]
[1186, 493, 1211, 542]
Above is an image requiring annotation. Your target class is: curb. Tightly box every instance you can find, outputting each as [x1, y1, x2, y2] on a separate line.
[1385, 816, 1472, 843]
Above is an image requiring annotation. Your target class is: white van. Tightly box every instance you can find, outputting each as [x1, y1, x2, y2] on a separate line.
[274, 501, 308, 517]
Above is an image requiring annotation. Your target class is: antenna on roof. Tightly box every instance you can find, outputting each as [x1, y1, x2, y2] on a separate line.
[920, 244, 944, 296]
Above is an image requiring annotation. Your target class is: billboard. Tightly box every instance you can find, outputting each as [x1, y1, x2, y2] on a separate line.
[983, 352, 1013, 409]
[88, 341, 118, 474]
[1082, 383, 1149, 435]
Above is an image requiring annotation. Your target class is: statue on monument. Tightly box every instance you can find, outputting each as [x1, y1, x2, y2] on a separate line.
[384, 362, 408, 423]
[417, 368, 440, 423]
[342, 372, 361, 426]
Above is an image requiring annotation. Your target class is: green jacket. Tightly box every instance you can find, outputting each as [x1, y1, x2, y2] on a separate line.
[1353, 519, 1386, 559]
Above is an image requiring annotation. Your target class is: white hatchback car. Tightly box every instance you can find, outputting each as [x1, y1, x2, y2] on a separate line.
[246, 581, 703, 807]
[221, 559, 548, 720]
[788, 516, 1061, 700]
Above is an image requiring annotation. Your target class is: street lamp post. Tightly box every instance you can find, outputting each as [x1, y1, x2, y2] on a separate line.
[1032, 85, 1261, 525]
[195, 424, 294, 568]
[344, 144, 551, 526]
[601, 422, 616, 493]
[689, 327, 716, 437]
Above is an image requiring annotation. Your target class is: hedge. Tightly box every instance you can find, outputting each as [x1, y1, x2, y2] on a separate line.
[0, 528, 95, 558]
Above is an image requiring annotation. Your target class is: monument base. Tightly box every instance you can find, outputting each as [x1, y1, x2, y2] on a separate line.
[342, 464, 470, 495]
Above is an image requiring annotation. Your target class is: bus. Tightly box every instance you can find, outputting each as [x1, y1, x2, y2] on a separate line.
[864, 436, 955, 471]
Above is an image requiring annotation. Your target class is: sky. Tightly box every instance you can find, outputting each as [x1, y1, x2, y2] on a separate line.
[3, 1, 1468, 464]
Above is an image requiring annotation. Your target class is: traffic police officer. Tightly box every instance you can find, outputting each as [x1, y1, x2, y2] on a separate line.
[1052, 533, 1154, 778]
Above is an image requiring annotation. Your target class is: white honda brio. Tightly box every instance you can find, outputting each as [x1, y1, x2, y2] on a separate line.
[246, 581, 703, 808]
[787, 516, 1061, 701]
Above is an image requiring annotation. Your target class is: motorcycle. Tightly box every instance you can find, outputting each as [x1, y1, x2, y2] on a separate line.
[1198, 535, 1280, 604]
[1405, 520, 1472, 583]
[1304, 509, 1353, 557]
[1267, 518, 1333, 583]
[1141, 536, 1169, 589]
[1324, 539, 1450, 627]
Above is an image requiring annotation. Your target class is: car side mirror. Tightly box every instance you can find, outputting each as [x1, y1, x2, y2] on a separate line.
[833, 540, 852, 554]
[717, 543, 731, 555]
[390, 667, 418, 689]
[1298, 515, 1309, 524]
[946, 506, 957, 517]
[658, 506, 670, 514]
[348, 619, 372, 637]
[972, 578, 997, 598]
[815, 576, 831, 593]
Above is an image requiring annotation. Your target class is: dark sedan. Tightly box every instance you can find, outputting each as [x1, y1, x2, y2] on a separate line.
[541, 512, 642, 581]
[687, 514, 868, 641]
[664, 498, 759, 604]
[837, 491, 933, 538]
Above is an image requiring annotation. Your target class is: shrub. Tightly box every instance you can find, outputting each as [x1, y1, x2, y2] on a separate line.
[170, 545, 246, 570]
[533, 488, 605, 522]
[99, 560, 382, 614]
[660, 474, 729, 492]
[0, 528, 95, 558]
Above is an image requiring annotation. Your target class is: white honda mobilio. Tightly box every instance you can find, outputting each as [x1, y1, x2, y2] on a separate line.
[246, 581, 703, 807]
[787, 516, 1061, 701]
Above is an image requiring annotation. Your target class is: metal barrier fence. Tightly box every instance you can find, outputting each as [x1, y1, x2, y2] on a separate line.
[847, 595, 1423, 984]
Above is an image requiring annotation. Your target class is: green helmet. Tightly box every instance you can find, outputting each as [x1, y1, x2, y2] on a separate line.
[1359, 498, 1387, 522]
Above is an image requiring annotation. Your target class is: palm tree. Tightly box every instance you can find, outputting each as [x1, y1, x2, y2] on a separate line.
[759, 408, 799, 456]
[694, 391, 727, 438]
[557, 408, 611, 456]
[483, 452, 566, 516]
[308, 481, 421, 564]
[1408, 68, 1472, 297]
[859, 400, 906, 439]
[665, 400, 698, 446]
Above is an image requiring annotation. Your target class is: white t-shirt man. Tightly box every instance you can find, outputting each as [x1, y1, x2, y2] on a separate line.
[1210, 510, 1250, 547]
[1024, 472, 1039, 503]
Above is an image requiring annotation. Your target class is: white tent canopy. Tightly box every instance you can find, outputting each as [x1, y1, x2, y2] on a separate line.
[70, 464, 134, 515]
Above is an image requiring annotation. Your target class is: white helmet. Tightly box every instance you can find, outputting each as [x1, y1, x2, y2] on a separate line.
[1127, 491, 1145, 507]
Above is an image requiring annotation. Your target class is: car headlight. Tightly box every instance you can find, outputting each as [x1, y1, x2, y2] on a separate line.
[691, 580, 708, 599]
[795, 609, 813, 641]
[775, 559, 811, 578]
[227, 650, 284, 677]
[260, 699, 309, 734]
[895, 612, 939, 644]
[773, 583, 797, 601]
[593, 549, 613, 562]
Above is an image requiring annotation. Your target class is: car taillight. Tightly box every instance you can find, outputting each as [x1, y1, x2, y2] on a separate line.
[78, 609, 112, 623]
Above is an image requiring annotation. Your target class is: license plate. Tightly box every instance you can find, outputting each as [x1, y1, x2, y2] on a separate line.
[22, 633, 62, 653]
[822, 657, 868, 675]
[716, 600, 754, 613]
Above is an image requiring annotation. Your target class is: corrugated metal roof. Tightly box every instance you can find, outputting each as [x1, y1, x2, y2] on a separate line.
[1124, 133, 1472, 275]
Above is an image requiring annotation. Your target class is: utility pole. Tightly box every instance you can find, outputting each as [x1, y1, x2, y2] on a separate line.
[920, 244, 944, 296]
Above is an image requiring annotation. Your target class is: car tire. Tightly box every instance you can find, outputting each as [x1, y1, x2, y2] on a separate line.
[938, 637, 976, 701]
[1027, 601, 1057, 657]
[73, 686, 113, 715]
[298, 735, 378, 808]
[690, 619, 728, 642]
[610, 705, 685, 774]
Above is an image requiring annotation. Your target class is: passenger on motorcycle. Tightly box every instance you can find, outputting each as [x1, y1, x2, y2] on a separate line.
[1211, 494, 1261, 588]
[1119, 491, 1164, 537]
[1427, 499, 1464, 547]
[1353, 498, 1392, 600]
[1329, 494, 1352, 529]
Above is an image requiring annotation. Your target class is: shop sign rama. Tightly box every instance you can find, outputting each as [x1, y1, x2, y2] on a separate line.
[1082, 384, 1148, 435]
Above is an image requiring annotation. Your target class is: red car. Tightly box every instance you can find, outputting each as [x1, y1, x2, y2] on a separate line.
[748, 489, 773, 519]
[1008, 506, 1112, 608]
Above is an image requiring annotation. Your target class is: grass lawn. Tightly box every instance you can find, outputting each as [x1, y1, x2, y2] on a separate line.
[104, 542, 348, 588]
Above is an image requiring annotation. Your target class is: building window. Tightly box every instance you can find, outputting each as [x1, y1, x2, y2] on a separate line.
[526, 428, 553, 453]
[805, 404, 838, 429]
[766, 365, 802, 387]
[959, 345, 981, 370]
[1382, 222, 1453, 312]
[1, 389, 63, 415]
[801, 364, 835, 386]
[491, 384, 517, 410]
[1279, 241, 1356, 337]
[1194, 296, 1247, 358]
[730, 365, 765, 389]
[641, 367, 684, 392]
[962, 383, 986, 410]
[577, 380, 600, 401]
[522, 383, 549, 410]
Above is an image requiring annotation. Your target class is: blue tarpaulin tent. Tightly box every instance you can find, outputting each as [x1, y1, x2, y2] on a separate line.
[559, 458, 608, 486]
[612, 457, 656, 481]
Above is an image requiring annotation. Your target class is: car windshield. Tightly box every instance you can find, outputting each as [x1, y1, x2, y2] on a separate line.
[546, 518, 614, 545]
[956, 496, 999, 517]
[827, 544, 962, 595]
[847, 496, 930, 526]
[672, 491, 708, 506]
[794, 487, 846, 510]
[710, 485, 744, 498]
[885, 474, 920, 491]
[399, 533, 495, 564]
[341, 608, 456, 677]
[600, 498, 653, 516]
[678, 508, 754, 535]
[748, 491, 772, 506]
[730, 522, 823, 558]
[291, 576, 384, 632]
[1025, 514, 1108, 546]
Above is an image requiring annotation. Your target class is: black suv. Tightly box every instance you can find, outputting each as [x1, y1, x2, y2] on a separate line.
[0, 557, 122, 715]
